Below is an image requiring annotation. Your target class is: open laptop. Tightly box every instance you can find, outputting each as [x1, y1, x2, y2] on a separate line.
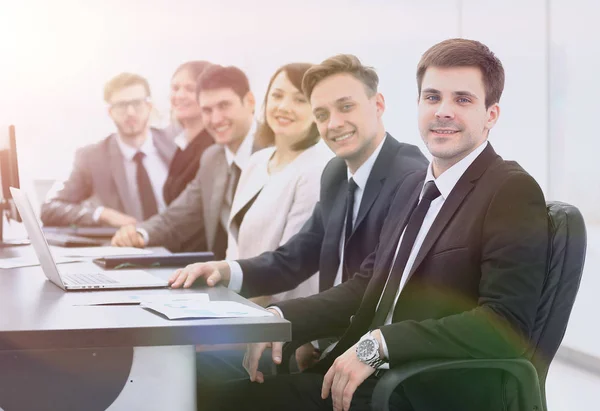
[10, 187, 168, 290]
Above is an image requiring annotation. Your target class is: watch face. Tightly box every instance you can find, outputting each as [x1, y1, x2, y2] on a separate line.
[357, 339, 376, 360]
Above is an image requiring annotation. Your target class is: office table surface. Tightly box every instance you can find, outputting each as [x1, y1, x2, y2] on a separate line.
[0, 246, 291, 351]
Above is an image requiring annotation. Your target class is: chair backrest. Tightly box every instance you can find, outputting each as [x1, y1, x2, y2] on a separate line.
[529, 201, 587, 384]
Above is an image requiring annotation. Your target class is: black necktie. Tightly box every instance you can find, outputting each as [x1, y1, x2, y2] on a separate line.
[371, 181, 441, 327]
[342, 178, 358, 282]
[345, 178, 358, 243]
[226, 162, 241, 207]
[133, 151, 158, 220]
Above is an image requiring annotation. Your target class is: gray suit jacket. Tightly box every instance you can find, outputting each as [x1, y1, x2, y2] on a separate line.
[40, 128, 176, 226]
[140, 136, 265, 253]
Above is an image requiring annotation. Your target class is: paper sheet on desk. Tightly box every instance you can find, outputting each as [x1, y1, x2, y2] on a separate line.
[142, 300, 273, 319]
[0, 256, 80, 269]
[51, 246, 152, 258]
[71, 293, 210, 306]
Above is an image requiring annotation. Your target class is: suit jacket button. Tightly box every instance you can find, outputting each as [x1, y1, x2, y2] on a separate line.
[349, 315, 355, 324]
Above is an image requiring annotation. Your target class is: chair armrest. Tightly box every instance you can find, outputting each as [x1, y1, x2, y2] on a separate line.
[371, 358, 543, 411]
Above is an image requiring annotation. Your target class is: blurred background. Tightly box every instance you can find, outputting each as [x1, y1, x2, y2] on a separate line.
[0, 0, 598, 406]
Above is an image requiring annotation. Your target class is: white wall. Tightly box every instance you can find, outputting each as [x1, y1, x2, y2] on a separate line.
[0, 0, 459, 191]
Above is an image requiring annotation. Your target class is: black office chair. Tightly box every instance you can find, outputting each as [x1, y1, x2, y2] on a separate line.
[371, 201, 587, 411]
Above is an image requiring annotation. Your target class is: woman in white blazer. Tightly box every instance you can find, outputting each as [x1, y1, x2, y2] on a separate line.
[226, 63, 334, 306]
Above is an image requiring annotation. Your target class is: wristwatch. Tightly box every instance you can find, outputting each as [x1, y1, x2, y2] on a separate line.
[355, 332, 385, 369]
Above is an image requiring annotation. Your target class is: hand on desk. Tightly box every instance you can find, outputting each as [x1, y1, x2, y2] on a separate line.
[111, 224, 146, 248]
[169, 261, 231, 288]
[242, 308, 283, 383]
[99, 208, 137, 228]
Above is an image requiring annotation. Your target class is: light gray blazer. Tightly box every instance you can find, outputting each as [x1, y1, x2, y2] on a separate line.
[226, 141, 334, 305]
[40, 129, 176, 226]
[140, 136, 264, 253]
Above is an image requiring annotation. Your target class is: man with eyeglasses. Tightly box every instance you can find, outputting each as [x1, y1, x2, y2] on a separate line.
[41, 72, 176, 227]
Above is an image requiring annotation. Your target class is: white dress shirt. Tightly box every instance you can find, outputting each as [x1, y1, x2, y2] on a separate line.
[93, 131, 168, 221]
[227, 136, 387, 294]
[174, 132, 189, 151]
[375, 141, 489, 363]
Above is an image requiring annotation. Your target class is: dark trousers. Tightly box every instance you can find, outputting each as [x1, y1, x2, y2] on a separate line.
[198, 372, 413, 411]
[196, 348, 280, 407]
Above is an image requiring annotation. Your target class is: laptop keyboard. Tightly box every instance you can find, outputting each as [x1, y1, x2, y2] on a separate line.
[63, 272, 118, 285]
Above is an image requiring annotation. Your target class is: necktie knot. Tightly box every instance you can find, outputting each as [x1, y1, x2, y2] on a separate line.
[347, 178, 358, 194]
[421, 181, 441, 202]
[133, 151, 146, 163]
[230, 162, 241, 177]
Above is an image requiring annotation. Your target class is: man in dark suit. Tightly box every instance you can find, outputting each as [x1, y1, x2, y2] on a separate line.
[169, 54, 428, 369]
[112, 65, 266, 257]
[210, 39, 549, 411]
[40, 73, 176, 227]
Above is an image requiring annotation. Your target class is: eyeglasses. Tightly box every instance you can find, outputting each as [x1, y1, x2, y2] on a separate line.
[109, 97, 151, 114]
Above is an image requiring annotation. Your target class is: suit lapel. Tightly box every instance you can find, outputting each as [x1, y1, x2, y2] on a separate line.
[349, 134, 395, 238]
[362, 184, 421, 305]
[205, 150, 228, 249]
[320, 179, 348, 290]
[107, 135, 138, 218]
[405, 144, 499, 284]
[151, 129, 176, 165]
[229, 167, 267, 234]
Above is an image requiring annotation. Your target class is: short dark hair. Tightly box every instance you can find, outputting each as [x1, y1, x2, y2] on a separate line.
[255, 63, 320, 150]
[196, 65, 250, 100]
[172, 61, 213, 95]
[416, 38, 505, 108]
[301, 54, 378, 100]
[104, 72, 151, 103]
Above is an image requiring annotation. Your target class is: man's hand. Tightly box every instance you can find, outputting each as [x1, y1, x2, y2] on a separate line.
[321, 330, 384, 411]
[169, 260, 231, 288]
[99, 208, 137, 228]
[295, 342, 320, 372]
[242, 308, 283, 383]
[111, 224, 146, 248]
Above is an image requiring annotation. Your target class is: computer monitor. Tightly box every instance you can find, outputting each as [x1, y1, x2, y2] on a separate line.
[0, 125, 29, 247]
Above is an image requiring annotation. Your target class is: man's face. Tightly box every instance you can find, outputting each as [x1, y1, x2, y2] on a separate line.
[108, 84, 152, 138]
[311, 73, 384, 167]
[199, 88, 255, 147]
[418, 66, 499, 167]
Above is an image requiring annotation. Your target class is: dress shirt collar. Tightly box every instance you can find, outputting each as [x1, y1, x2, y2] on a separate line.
[224, 120, 256, 169]
[116, 130, 156, 161]
[422, 140, 488, 200]
[174, 131, 188, 151]
[347, 133, 387, 190]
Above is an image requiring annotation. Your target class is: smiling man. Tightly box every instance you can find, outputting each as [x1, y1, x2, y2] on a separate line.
[112, 65, 266, 258]
[208, 40, 549, 411]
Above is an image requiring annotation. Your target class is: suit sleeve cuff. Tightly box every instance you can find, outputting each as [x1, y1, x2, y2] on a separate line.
[267, 305, 285, 319]
[93, 206, 104, 222]
[226, 261, 243, 293]
[136, 228, 150, 245]
[378, 331, 390, 360]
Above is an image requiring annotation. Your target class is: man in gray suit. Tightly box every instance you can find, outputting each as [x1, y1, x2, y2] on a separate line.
[112, 65, 265, 258]
[40, 73, 176, 227]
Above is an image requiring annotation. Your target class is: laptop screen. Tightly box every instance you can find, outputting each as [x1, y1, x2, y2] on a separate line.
[9, 188, 66, 289]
